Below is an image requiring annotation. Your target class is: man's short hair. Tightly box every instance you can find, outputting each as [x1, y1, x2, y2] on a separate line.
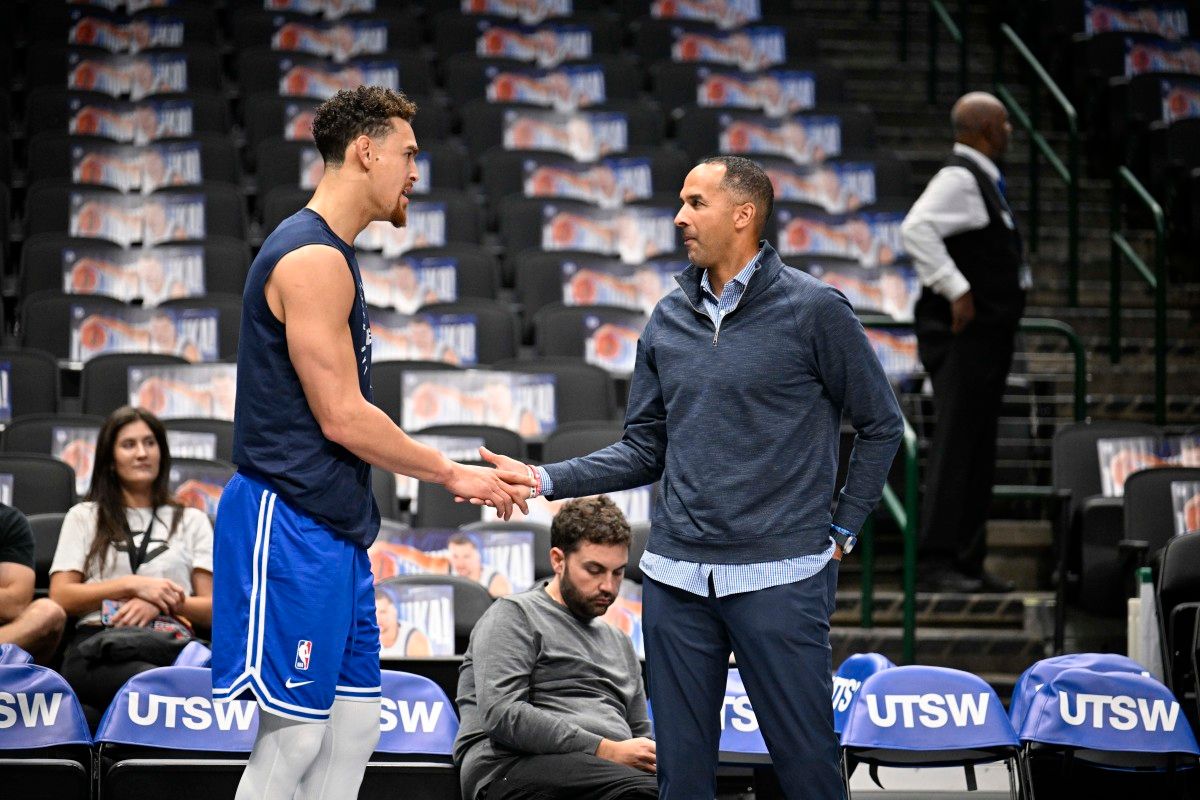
[699, 154, 774, 234]
[551, 496, 632, 555]
[448, 531, 481, 550]
[311, 85, 418, 166]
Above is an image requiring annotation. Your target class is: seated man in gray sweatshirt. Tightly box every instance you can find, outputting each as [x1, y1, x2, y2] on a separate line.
[454, 496, 657, 800]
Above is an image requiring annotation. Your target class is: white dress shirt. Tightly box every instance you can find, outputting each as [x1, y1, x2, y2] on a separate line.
[899, 143, 1002, 302]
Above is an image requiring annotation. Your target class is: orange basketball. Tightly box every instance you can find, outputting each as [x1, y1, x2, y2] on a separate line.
[571, 273, 597, 304]
[727, 125, 749, 149]
[73, 19, 99, 45]
[76, 204, 104, 235]
[1184, 494, 1200, 533]
[550, 216, 576, 245]
[74, 108, 101, 135]
[78, 156, 106, 184]
[71, 263, 101, 293]
[678, 36, 701, 60]
[594, 328, 621, 359]
[705, 80, 726, 102]
[787, 221, 811, 249]
[284, 69, 310, 95]
[481, 29, 507, 56]
[137, 380, 168, 414]
[492, 74, 516, 101]
[71, 63, 97, 90]
[79, 318, 107, 351]
[412, 384, 439, 419]
[277, 24, 301, 50]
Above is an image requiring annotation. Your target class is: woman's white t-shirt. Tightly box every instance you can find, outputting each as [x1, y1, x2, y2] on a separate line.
[49, 502, 214, 625]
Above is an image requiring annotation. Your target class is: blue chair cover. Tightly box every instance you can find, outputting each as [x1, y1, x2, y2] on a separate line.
[1009, 652, 1146, 732]
[841, 665, 1018, 756]
[0, 664, 91, 748]
[173, 641, 213, 668]
[95, 666, 259, 752]
[376, 670, 459, 755]
[1018, 668, 1200, 757]
[833, 652, 895, 735]
[718, 668, 768, 758]
[0, 644, 34, 665]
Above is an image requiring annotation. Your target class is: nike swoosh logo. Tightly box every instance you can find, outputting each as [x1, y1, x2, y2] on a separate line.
[285, 678, 314, 689]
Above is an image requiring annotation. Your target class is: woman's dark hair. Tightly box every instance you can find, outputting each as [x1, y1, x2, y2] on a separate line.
[84, 406, 181, 576]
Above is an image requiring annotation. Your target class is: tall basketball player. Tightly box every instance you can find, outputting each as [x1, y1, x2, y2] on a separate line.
[211, 86, 534, 800]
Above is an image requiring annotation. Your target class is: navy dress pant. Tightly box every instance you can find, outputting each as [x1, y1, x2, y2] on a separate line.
[642, 558, 843, 800]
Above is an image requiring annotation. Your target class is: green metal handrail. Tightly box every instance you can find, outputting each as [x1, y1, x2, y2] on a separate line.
[1110, 166, 1167, 424]
[926, 0, 967, 104]
[994, 23, 1081, 306]
[857, 313, 1088, 664]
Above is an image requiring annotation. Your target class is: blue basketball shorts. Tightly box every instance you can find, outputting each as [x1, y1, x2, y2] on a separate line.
[211, 471, 381, 721]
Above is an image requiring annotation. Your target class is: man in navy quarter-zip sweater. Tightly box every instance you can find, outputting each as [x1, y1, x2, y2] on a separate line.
[479, 156, 905, 799]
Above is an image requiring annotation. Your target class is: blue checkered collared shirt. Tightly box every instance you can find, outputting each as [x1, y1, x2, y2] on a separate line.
[538, 248, 844, 597]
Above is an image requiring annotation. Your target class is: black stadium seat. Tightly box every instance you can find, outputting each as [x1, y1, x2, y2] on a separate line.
[650, 60, 847, 116]
[18, 291, 126, 360]
[163, 418, 235, 462]
[24, 88, 233, 141]
[378, 574, 493, 653]
[1, 413, 106, 456]
[443, 54, 643, 107]
[26, 132, 241, 188]
[0, 455, 78, 515]
[25, 180, 248, 243]
[27, 45, 224, 95]
[412, 424, 526, 461]
[0, 348, 61, 417]
[228, 7, 423, 53]
[415, 299, 520, 365]
[460, 98, 666, 157]
[19, 234, 251, 302]
[27, 512, 67, 595]
[492, 356, 619, 425]
[235, 46, 435, 98]
[541, 421, 624, 463]
[80, 353, 190, 417]
[28, 2, 220, 45]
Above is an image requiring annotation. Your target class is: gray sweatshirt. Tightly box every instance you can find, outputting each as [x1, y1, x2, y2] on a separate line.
[454, 582, 652, 800]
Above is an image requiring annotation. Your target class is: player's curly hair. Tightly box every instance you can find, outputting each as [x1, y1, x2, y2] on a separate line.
[311, 85, 418, 166]
[551, 496, 632, 555]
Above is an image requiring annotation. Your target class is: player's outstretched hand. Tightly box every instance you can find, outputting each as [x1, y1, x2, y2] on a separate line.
[444, 462, 533, 520]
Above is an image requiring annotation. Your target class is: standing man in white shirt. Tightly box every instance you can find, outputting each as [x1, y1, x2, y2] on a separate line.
[901, 92, 1028, 594]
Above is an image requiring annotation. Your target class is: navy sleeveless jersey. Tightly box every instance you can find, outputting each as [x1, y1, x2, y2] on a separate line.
[232, 208, 380, 547]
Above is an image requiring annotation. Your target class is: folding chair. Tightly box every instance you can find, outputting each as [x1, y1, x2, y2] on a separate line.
[1157, 531, 1200, 731]
[0, 455, 77, 515]
[0, 348, 60, 417]
[24, 88, 232, 141]
[832, 653, 895, 736]
[80, 352, 189, 417]
[361, 670, 462, 800]
[378, 574, 493, 654]
[1017, 668, 1199, 799]
[840, 665, 1023, 799]
[0, 662, 92, 800]
[95, 666, 257, 800]
[1007, 653, 1149, 735]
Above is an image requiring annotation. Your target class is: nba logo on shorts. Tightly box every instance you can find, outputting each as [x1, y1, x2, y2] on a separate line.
[295, 640, 313, 671]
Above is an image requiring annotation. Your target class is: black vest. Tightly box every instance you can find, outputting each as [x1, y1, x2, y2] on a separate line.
[915, 153, 1026, 331]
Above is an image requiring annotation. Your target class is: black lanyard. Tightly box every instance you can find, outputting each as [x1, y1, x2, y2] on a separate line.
[123, 510, 159, 575]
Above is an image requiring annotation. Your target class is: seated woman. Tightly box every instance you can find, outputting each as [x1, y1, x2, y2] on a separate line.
[49, 406, 213, 724]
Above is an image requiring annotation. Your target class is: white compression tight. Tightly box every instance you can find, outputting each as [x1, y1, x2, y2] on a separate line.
[235, 698, 382, 800]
